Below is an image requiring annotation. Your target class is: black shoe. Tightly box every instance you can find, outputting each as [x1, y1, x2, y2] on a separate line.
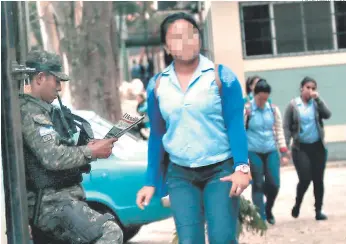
[292, 205, 300, 218]
[266, 210, 276, 225]
[315, 211, 328, 221]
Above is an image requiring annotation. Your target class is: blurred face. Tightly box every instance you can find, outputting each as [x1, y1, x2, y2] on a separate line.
[35, 72, 61, 103]
[301, 81, 317, 101]
[165, 19, 200, 62]
[254, 92, 270, 108]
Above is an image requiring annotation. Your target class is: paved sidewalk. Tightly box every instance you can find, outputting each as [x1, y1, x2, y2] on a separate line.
[130, 162, 346, 244]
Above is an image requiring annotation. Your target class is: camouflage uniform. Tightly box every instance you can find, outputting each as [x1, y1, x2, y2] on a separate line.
[22, 50, 123, 244]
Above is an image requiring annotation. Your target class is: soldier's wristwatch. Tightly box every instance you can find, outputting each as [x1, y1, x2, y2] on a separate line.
[235, 164, 250, 174]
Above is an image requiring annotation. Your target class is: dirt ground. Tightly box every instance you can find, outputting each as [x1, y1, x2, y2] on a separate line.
[239, 164, 346, 244]
[131, 163, 346, 244]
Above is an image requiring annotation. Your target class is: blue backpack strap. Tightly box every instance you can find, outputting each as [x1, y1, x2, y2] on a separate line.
[216, 64, 252, 130]
[268, 99, 276, 116]
[153, 72, 162, 97]
[214, 64, 222, 94]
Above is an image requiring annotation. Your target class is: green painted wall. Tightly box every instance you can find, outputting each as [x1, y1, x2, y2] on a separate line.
[245, 64, 346, 126]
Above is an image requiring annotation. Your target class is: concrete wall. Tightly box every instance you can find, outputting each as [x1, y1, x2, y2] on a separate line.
[202, 5, 214, 61]
[207, 1, 246, 92]
[204, 0, 346, 159]
[244, 52, 346, 72]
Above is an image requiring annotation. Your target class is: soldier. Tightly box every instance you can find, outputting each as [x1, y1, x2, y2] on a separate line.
[21, 50, 123, 243]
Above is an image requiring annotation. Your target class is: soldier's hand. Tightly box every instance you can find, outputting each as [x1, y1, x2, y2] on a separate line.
[87, 138, 118, 159]
[88, 139, 101, 145]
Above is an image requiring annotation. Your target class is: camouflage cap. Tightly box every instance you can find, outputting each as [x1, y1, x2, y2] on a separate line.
[26, 50, 69, 81]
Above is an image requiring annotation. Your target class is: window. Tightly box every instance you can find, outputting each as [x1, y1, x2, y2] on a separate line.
[335, 1, 346, 49]
[242, 5, 272, 56]
[240, 1, 346, 57]
[274, 3, 304, 54]
[303, 2, 333, 51]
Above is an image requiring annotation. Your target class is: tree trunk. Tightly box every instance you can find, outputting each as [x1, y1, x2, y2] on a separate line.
[109, 13, 122, 121]
[37, 1, 60, 53]
[38, 1, 122, 122]
[36, 1, 71, 98]
[80, 1, 121, 121]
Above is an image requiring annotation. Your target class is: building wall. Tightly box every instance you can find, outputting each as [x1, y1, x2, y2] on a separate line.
[204, 1, 346, 144]
[202, 5, 214, 61]
[206, 1, 246, 92]
[244, 52, 346, 72]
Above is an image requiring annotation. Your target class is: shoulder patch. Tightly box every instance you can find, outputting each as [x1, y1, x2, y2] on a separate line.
[33, 114, 53, 126]
[41, 134, 53, 143]
[39, 126, 55, 136]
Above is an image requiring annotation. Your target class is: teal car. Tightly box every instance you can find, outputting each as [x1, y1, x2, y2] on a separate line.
[74, 110, 171, 243]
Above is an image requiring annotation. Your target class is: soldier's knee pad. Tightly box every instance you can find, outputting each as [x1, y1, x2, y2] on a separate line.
[46, 201, 114, 244]
[102, 221, 124, 243]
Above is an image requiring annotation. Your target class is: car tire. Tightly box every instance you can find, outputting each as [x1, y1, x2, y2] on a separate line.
[87, 202, 141, 243]
[123, 225, 141, 243]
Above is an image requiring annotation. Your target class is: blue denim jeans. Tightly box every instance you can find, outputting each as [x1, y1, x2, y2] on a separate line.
[166, 159, 239, 244]
[248, 150, 280, 220]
